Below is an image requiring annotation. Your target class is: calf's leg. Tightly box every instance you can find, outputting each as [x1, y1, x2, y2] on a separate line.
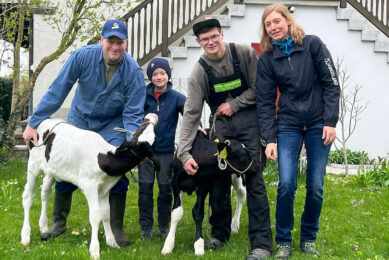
[39, 175, 55, 233]
[85, 189, 102, 260]
[193, 185, 208, 256]
[100, 192, 119, 248]
[21, 164, 40, 245]
[231, 175, 246, 233]
[161, 191, 184, 255]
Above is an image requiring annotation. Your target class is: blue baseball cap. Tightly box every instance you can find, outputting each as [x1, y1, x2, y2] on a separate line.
[102, 19, 128, 40]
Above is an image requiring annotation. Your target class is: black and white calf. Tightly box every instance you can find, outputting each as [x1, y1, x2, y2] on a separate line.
[161, 130, 257, 256]
[21, 113, 158, 260]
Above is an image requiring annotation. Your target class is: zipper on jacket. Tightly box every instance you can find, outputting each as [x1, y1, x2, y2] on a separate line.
[288, 56, 294, 71]
[157, 101, 159, 112]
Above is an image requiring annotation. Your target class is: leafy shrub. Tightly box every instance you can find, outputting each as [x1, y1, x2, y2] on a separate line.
[353, 160, 389, 187]
[0, 147, 8, 166]
[328, 149, 370, 165]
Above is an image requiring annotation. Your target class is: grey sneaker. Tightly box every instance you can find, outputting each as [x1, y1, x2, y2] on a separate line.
[158, 226, 169, 237]
[204, 237, 225, 250]
[246, 248, 271, 260]
[275, 244, 292, 259]
[300, 241, 320, 256]
[140, 226, 152, 239]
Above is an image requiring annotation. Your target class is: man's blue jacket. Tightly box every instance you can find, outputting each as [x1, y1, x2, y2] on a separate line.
[28, 44, 146, 146]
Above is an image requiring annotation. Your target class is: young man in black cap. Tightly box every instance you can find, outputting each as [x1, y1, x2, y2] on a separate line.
[138, 57, 186, 239]
[23, 19, 145, 247]
[176, 15, 273, 259]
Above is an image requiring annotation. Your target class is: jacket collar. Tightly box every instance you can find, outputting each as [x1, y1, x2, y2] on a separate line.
[272, 43, 304, 59]
[146, 81, 172, 95]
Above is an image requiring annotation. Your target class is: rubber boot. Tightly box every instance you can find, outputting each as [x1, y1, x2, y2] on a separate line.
[109, 193, 130, 247]
[41, 192, 72, 241]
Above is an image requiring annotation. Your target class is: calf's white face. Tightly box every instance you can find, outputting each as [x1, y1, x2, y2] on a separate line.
[132, 113, 158, 145]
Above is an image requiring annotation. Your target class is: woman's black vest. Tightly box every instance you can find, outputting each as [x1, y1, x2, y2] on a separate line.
[198, 43, 249, 114]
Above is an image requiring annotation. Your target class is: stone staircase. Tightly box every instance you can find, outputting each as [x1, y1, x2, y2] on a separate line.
[165, 3, 389, 64]
[13, 120, 29, 163]
[168, 4, 245, 59]
[335, 6, 388, 62]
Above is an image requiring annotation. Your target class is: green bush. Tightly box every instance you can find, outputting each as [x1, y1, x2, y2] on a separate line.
[0, 77, 13, 122]
[353, 160, 389, 187]
[328, 149, 370, 165]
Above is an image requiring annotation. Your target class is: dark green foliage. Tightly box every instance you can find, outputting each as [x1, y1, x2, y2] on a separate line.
[263, 159, 278, 182]
[353, 160, 389, 187]
[328, 149, 370, 165]
[0, 77, 13, 122]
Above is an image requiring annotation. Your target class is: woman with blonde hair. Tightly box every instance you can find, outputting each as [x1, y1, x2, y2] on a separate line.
[256, 3, 340, 259]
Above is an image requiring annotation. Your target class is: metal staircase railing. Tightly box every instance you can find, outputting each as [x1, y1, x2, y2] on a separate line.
[340, 0, 389, 37]
[122, 0, 229, 66]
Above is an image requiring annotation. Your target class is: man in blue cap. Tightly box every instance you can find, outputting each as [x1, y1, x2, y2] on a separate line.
[23, 19, 145, 247]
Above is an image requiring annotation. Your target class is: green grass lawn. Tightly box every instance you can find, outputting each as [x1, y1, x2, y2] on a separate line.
[0, 158, 388, 260]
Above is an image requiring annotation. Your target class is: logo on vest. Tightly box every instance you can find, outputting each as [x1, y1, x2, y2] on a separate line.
[112, 23, 119, 30]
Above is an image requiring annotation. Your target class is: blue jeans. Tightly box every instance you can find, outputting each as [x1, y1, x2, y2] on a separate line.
[55, 176, 129, 194]
[275, 124, 331, 245]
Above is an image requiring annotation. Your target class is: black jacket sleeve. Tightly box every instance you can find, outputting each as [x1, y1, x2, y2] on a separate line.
[311, 36, 340, 127]
[255, 54, 278, 144]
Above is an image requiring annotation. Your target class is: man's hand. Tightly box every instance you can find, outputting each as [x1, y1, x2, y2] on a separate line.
[322, 126, 336, 146]
[23, 125, 38, 148]
[183, 158, 199, 175]
[216, 102, 234, 117]
[265, 143, 277, 160]
[197, 125, 207, 135]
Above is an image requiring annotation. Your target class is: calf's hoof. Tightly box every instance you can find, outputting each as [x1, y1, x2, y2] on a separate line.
[231, 218, 240, 233]
[194, 238, 205, 256]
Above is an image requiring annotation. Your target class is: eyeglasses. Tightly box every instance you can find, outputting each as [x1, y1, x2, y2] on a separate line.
[198, 34, 221, 45]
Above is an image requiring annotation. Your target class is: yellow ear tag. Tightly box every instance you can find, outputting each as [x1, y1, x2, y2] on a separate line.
[219, 147, 227, 159]
[214, 138, 220, 143]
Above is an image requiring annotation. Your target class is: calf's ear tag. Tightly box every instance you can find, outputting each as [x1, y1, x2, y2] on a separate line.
[214, 138, 220, 143]
[219, 147, 227, 159]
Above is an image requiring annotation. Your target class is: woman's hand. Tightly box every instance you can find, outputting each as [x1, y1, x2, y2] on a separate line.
[265, 143, 277, 160]
[322, 126, 336, 146]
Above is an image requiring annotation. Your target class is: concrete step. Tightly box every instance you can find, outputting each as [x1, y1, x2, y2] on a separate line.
[348, 11, 367, 31]
[169, 46, 187, 59]
[183, 35, 200, 48]
[14, 145, 29, 163]
[361, 23, 379, 42]
[19, 119, 28, 132]
[14, 132, 25, 145]
[336, 7, 353, 20]
[227, 4, 246, 17]
[374, 33, 389, 53]
[213, 14, 231, 28]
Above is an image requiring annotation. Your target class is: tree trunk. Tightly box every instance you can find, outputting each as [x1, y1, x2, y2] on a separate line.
[1, 1, 27, 153]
